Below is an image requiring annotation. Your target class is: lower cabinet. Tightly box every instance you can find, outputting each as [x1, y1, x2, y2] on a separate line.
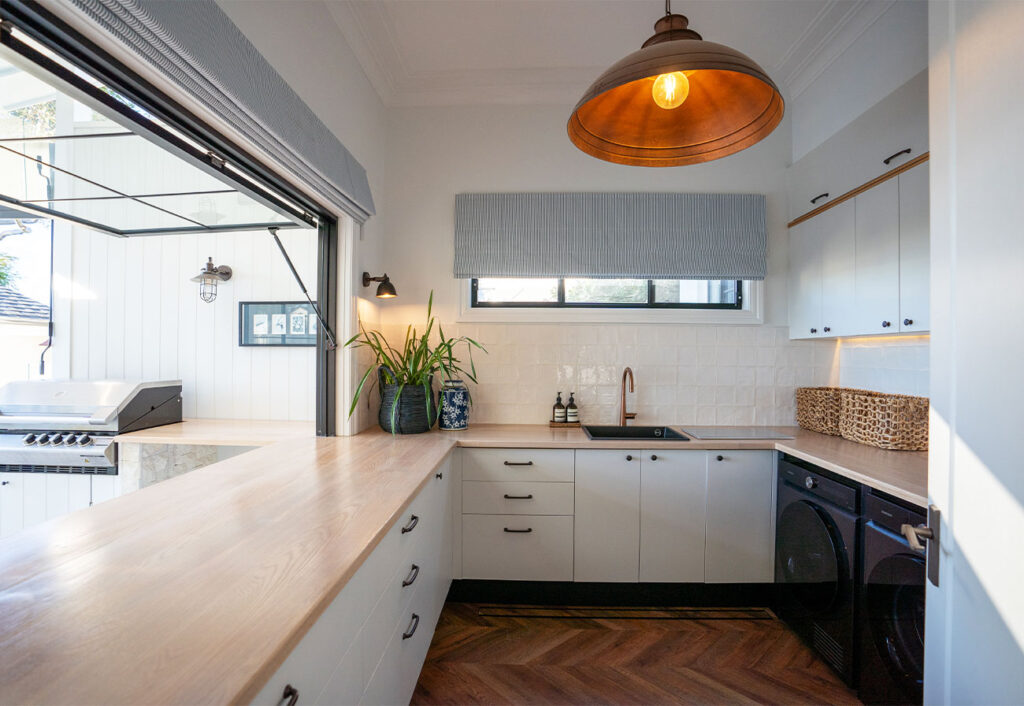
[574, 451, 641, 582]
[639, 451, 707, 582]
[705, 451, 775, 583]
[0, 472, 119, 539]
[251, 454, 453, 706]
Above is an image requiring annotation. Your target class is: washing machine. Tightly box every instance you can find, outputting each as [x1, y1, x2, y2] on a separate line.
[775, 454, 860, 686]
[858, 489, 926, 705]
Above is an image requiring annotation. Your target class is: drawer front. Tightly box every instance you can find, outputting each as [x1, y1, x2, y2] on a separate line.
[462, 481, 574, 516]
[462, 514, 573, 581]
[462, 448, 574, 482]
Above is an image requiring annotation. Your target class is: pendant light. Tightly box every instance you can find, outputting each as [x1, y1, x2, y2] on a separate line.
[568, 0, 784, 167]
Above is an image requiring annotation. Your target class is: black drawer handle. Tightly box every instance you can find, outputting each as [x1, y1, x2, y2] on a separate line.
[716, 455, 724, 461]
[401, 514, 419, 534]
[277, 684, 298, 706]
[503, 493, 534, 500]
[810, 192, 829, 204]
[402, 564, 420, 587]
[650, 455, 658, 461]
[503, 461, 534, 466]
[626, 454, 634, 461]
[1, 480, 9, 486]
[402, 613, 420, 640]
[435, 471, 443, 479]
[503, 527, 533, 533]
[883, 148, 912, 165]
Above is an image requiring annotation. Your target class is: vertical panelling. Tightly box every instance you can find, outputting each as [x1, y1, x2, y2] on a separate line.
[53, 227, 317, 421]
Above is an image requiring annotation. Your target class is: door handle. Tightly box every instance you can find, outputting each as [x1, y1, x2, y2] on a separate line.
[503, 494, 534, 500]
[277, 685, 298, 706]
[900, 523, 932, 552]
[902, 504, 941, 587]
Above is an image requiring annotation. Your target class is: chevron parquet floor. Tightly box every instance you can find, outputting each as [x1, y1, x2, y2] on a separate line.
[412, 603, 861, 705]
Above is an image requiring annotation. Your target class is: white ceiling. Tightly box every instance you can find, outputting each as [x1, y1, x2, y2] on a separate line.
[324, 0, 896, 107]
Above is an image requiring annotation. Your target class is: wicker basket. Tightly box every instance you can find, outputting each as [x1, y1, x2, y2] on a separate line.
[839, 390, 929, 451]
[795, 387, 844, 436]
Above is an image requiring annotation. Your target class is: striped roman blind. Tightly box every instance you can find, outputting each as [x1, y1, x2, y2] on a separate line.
[65, 0, 375, 222]
[454, 193, 767, 280]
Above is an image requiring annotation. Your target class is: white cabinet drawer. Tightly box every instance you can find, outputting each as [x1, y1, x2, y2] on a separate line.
[462, 448, 574, 482]
[462, 514, 573, 581]
[462, 481, 574, 515]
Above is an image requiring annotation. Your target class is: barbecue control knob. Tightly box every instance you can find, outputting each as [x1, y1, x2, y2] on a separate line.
[47, 433, 63, 446]
[22, 433, 37, 445]
[61, 434, 77, 446]
[75, 434, 92, 446]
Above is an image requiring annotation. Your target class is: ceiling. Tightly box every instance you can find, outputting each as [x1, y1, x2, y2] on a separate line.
[325, 0, 894, 107]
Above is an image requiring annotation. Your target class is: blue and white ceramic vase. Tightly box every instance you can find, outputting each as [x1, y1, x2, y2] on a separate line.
[438, 380, 470, 431]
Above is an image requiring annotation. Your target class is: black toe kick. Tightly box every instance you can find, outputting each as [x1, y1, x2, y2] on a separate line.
[446, 580, 781, 607]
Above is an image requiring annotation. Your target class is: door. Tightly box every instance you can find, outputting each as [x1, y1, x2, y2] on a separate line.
[819, 200, 857, 337]
[898, 162, 929, 332]
[927, 3, 1024, 702]
[855, 178, 901, 334]
[706, 451, 775, 582]
[788, 220, 822, 339]
[639, 450, 706, 582]
[574, 451, 640, 582]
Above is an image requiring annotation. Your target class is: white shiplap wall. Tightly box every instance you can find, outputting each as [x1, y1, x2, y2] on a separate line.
[51, 226, 317, 421]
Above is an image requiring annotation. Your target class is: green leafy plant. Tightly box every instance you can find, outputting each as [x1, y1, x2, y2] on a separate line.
[344, 291, 486, 432]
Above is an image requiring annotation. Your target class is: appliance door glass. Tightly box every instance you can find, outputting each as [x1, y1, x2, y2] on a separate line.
[866, 551, 926, 699]
[776, 499, 845, 613]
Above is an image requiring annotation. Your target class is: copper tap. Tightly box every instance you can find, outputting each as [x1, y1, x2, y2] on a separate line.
[620, 367, 636, 426]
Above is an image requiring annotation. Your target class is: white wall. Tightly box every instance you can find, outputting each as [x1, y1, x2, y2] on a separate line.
[925, 1, 1024, 702]
[790, 0, 929, 162]
[51, 226, 318, 421]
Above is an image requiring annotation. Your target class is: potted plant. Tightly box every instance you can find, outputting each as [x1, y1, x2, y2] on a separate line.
[345, 292, 485, 434]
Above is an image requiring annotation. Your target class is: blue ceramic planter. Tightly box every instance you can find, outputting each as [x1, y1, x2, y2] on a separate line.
[438, 380, 470, 431]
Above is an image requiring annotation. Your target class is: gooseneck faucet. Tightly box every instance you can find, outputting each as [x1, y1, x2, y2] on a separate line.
[620, 367, 637, 426]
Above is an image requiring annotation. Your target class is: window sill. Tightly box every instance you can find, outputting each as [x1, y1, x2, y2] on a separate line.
[457, 282, 764, 325]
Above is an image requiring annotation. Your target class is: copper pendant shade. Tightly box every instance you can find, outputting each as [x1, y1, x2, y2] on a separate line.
[568, 5, 784, 167]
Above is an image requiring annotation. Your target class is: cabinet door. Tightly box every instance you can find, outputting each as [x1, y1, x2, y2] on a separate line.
[788, 220, 822, 339]
[819, 200, 857, 337]
[705, 451, 775, 583]
[899, 162, 930, 332]
[855, 179, 901, 334]
[574, 451, 640, 582]
[90, 475, 120, 505]
[22, 474, 47, 528]
[45, 474, 90, 520]
[0, 472, 24, 538]
[639, 451, 707, 582]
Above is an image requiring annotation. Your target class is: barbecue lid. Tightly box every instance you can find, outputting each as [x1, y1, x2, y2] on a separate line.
[0, 380, 182, 430]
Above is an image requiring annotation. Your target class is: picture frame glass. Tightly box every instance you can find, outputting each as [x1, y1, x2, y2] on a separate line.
[240, 301, 317, 346]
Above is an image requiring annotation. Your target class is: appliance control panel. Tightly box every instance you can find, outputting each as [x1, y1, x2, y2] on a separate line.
[1, 432, 115, 470]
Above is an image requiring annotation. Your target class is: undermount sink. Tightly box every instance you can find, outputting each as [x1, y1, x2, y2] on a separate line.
[582, 425, 689, 441]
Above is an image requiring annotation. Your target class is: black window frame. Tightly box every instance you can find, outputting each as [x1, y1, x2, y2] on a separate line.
[470, 278, 744, 309]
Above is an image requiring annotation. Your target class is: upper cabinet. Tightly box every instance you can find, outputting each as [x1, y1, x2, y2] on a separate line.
[787, 70, 928, 222]
[787, 71, 929, 341]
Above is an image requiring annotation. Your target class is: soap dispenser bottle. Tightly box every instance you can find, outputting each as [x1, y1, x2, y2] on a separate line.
[566, 392, 579, 423]
[553, 392, 567, 423]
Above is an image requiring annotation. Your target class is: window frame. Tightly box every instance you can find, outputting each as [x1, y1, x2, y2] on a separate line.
[470, 278, 744, 310]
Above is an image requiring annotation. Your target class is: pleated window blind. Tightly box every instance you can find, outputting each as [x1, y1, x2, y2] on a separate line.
[454, 193, 767, 280]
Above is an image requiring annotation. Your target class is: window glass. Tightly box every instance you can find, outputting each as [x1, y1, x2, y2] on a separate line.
[473, 278, 744, 309]
[564, 278, 646, 304]
[653, 279, 738, 305]
[474, 278, 558, 303]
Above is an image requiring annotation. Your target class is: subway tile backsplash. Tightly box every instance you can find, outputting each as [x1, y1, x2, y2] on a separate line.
[409, 324, 841, 426]
[838, 336, 930, 397]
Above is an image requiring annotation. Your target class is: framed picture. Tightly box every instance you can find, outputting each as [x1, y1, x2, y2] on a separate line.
[239, 301, 317, 347]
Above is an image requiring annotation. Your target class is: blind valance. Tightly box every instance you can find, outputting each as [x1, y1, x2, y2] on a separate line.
[66, 0, 375, 222]
[454, 193, 767, 280]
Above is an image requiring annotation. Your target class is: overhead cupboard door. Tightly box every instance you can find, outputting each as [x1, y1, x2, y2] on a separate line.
[854, 179, 901, 335]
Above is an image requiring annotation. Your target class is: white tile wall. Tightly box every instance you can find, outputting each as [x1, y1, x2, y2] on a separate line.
[375, 323, 839, 427]
[838, 336, 930, 397]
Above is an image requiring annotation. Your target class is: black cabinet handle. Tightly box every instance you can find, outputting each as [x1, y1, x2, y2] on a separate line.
[503, 461, 534, 466]
[810, 328, 817, 334]
[823, 326, 831, 333]
[716, 455, 724, 462]
[625, 454, 634, 461]
[503, 527, 533, 533]
[882, 321, 892, 328]
[810, 192, 829, 205]
[904, 318, 913, 326]
[650, 455, 658, 461]
[435, 472, 443, 479]
[402, 613, 420, 640]
[401, 515, 419, 534]
[277, 685, 298, 706]
[503, 493, 534, 500]
[402, 564, 420, 587]
[883, 148, 912, 165]
[1, 481, 8, 486]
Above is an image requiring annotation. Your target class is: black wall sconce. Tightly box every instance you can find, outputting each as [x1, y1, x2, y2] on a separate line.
[191, 257, 232, 303]
[362, 272, 397, 299]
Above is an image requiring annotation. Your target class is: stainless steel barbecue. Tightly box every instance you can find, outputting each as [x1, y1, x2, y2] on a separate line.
[0, 380, 182, 474]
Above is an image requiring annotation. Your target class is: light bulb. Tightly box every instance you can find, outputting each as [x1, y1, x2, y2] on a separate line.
[652, 71, 690, 110]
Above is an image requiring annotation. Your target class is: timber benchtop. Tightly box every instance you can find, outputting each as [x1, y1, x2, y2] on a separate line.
[1, 424, 925, 705]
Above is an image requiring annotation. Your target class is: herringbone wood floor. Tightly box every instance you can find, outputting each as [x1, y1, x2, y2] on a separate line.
[412, 603, 860, 705]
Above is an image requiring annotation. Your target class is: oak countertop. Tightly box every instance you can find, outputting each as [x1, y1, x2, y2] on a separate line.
[0, 423, 926, 705]
[114, 418, 314, 446]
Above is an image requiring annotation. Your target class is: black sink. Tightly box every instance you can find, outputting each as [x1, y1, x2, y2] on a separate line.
[582, 425, 689, 441]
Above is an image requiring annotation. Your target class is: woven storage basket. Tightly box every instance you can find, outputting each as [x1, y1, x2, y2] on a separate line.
[795, 387, 844, 436]
[839, 390, 929, 451]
